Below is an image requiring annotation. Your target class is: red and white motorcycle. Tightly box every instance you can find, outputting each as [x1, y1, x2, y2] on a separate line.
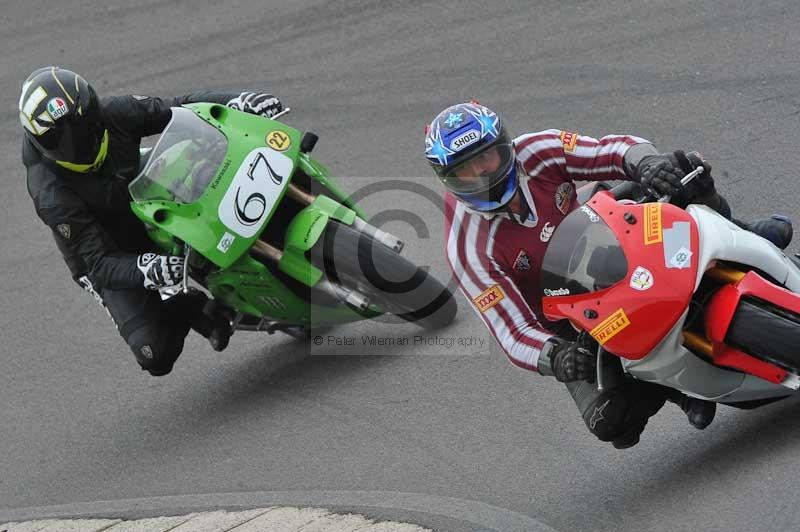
[542, 169, 800, 407]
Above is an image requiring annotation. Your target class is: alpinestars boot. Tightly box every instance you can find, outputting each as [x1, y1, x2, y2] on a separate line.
[669, 392, 716, 430]
[191, 299, 233, 352]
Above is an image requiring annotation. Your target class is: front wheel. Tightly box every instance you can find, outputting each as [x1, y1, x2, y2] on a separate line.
[311, 220, 457, 329]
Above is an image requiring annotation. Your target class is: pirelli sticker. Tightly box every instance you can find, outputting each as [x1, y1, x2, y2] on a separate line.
[644, 203, 663, 245]
[589, 308, 631, 345]
[473, 284, 505, 313]
[559, 131, 579, 152]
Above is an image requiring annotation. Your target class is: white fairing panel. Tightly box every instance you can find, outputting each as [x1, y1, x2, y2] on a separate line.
[218, 147, 293, 238]
[623, 205, 800, 402]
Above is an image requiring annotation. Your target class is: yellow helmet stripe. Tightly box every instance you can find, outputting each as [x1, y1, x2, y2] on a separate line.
[50, 66, 75, 105]
[55, 130, 109, 173]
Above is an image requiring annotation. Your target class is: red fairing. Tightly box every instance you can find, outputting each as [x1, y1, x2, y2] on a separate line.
[543, 191, 699, 359]
[704, 271, 800, 383]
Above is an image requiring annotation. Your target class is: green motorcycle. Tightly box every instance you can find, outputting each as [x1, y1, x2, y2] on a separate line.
[128, 103, 456, 338]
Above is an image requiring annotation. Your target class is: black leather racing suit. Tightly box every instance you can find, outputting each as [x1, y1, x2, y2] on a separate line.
[24, 91, 268, 375]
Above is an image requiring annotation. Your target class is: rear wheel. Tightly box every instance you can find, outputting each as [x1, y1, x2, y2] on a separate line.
[726, 297, 800, 372]
[311, 220, 457, 329]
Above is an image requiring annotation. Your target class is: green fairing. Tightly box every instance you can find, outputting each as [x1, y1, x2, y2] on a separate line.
[128, 103, 375, 325]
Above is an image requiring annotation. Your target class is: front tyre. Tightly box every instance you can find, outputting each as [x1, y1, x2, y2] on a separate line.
[311, 221, 457, 329]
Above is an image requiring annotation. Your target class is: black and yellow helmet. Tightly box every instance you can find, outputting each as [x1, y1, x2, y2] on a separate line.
[18, 66, 108, 172]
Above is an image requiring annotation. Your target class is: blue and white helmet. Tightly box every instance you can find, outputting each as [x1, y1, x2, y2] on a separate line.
[425, 101, 518, 211]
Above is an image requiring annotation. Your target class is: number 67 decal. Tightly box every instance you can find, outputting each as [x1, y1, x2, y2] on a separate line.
[219, 148, 293, 238]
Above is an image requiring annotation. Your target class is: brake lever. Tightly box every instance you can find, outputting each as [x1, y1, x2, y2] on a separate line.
[657, 166, 705, 203]
[270, 107, 291, 121]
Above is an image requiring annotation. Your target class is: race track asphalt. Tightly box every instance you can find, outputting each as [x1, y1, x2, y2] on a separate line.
[2, 1, 800, 531]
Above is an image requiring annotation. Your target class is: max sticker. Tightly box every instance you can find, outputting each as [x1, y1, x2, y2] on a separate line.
[590, 308, 631, 345]
[473, 284, 505, 313]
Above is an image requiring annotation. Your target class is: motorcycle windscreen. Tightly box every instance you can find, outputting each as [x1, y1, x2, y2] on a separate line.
[540, 206, 628, 297]
[129, 107, 228, 204]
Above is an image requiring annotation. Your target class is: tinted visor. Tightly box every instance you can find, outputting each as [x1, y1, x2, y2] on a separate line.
[440, 142, 515, 195]
[32, 117, 105, 165]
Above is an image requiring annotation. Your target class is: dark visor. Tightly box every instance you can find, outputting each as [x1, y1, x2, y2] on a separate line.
[31, 117, 105, 165]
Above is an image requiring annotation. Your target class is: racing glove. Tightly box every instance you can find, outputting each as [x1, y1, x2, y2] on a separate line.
[137, 253, 184, 290]
[636, 150, 716, 202]
[635, 152, 686, 196]
[226, 92, 283, 118]
[539, 337, 596, 383]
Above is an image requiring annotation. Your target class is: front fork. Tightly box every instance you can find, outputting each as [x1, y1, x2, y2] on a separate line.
[249, 182, 404, 311]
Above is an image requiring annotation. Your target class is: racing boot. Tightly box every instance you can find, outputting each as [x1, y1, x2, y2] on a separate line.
[735, 214, 793, 250]
[192, 299, 233, 352]
[669, 392, 716, 430]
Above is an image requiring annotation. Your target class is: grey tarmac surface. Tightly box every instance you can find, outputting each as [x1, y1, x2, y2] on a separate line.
[2, 1, 800, 531]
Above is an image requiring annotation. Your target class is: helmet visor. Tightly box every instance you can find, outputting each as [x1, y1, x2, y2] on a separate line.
[440, 142, 515, 195]
[32, 117, 105, 165]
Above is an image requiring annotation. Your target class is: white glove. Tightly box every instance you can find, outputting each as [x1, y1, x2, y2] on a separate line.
[226, 92, 283, 118]
[137, 253, 184, 290]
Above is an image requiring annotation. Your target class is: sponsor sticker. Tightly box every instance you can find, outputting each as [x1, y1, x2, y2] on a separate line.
[56, 223, 71, 239]
[513, 249, 531, 271]
[644, 203, 662, 245]
[590, 308, 631, 345]
[629, 266, 654, 291]
[472, 284, 505, 313]
[266, 130, 291, 151]
[46, 97, 68, 120]
[218, 148, 292, 238]
[543, 287, 570, 297]
[450, 129, 481, 151]
[540, 222, 555, 242]
[580, 205, 600, 222]
[559, 131, 579, 152]
[669, 247, 693, 269]
[555, 182, 572, 214]
[217, 232, 235, 253]
[662, 222, 692, 269]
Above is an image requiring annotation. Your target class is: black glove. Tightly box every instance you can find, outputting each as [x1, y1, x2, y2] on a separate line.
[137, 253, 184, 290]
[226, 92, 283, 118]
[636, 152, 687, 196]
[546, 337, 596, 383]
[637, 150, 715, 202]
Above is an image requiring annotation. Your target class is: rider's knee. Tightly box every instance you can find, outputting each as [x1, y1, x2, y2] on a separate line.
[126, 324, 185, 376]
[580, 388, 632, 442]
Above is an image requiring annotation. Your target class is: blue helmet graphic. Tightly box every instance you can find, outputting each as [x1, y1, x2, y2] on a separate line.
[425, 102, 518, 212]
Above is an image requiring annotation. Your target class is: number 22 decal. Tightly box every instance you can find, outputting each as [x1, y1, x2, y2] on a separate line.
[266, 130, 291, 151]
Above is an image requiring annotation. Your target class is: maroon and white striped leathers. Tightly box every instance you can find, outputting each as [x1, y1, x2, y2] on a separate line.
[443, 129, 650, 372]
